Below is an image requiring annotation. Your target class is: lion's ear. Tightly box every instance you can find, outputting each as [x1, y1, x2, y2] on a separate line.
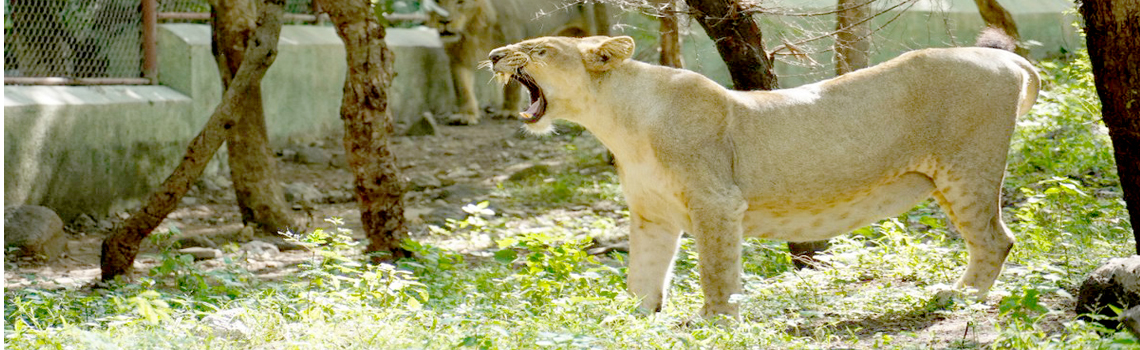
[583, 36, 635, 72]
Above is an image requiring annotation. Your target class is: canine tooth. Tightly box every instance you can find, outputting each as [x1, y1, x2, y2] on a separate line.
[520, 112, 532, 119]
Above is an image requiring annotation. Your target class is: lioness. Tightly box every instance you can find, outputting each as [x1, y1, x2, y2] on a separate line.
[427, 0, 599, 124]
[487, 35, 1040, 318]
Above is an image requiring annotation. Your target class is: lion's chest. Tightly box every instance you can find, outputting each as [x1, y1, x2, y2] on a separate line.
[617, 161, 690, 229]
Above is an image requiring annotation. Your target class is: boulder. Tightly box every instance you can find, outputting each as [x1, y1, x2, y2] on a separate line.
[284, 182, 325, 204]
[295, 146, 332, 166]
[4, 205, 66, 260]
[1076, 255, 1140, 329]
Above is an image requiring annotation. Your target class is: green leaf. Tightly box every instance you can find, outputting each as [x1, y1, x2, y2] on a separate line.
[494, 249, 518, 263]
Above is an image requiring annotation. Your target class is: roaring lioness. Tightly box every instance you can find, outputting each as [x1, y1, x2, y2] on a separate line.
[487, 35, 1040, 318]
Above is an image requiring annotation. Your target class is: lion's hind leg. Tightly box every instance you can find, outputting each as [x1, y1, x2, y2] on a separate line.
[929, 166, 1015, 300]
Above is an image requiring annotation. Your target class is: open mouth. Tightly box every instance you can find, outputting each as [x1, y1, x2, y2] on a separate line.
[513, 70, 546, 123]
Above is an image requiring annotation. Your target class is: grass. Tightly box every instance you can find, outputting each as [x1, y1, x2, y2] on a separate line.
[6, 50, 1140, 349]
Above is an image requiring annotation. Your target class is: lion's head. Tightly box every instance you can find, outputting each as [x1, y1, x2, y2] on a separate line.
[425, 0, 495, 44]
[485, 36, 635, 133]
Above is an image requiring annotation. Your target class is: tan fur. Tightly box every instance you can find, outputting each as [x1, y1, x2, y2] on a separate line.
[427, 0, 595, 124]
[487, 36, 1040, 319]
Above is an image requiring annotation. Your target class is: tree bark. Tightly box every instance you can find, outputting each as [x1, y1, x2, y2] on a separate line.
[834, 0, 871, 75]
[684, 0, 777, 90]
[100, 0, 286, 280]
[1080, 0, 1140, 254]
[211, 0, 295, 235]
[685, 0, 827, 266]
[973, 0, 1026, 56]
[659, 1, 683, 68]
[316, 0, 412, 261]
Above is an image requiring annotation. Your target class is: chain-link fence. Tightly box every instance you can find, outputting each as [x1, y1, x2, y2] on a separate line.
[5, 0, 148, 83]
[3, 0, 320, 85]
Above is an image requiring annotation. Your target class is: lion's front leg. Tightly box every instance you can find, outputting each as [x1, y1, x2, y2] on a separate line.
[448, 60, 482, 125]
[689, 191, 747, 319]
[627, 213, 683, 313]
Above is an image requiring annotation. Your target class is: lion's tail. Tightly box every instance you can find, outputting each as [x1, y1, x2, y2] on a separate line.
[1014, 58, 1040, 117]
[975, 27, 1017, 52]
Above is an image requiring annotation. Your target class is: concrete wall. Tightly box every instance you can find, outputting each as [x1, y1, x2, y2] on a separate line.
[4, 24, 455, 220]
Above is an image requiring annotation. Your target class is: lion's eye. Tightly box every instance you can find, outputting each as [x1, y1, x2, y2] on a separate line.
[533, 47, 549, 56]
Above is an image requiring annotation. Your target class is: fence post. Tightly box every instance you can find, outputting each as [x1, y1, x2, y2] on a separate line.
[142, 0, 158, 84]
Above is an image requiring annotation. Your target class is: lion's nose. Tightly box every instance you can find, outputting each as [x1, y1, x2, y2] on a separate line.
[488, 48, 508, 64]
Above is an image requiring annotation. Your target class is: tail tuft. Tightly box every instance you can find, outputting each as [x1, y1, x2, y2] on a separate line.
[975, 27, 1017, 52]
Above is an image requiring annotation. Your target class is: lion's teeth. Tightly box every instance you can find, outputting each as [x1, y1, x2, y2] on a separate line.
[520, 112, 532, 119]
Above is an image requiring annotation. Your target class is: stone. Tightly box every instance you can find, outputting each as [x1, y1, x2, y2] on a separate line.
[284, 182, 325, 204]
[439, 184, 482, 202]
[296, 146, 332, 165]
[326, 190, 355, 204]
[405, 112, 439, 137]
[1076, 256, 1140, 329]
[72, 213, 98, 231]
[1122, 305, 1140, 339]
[176, 235, 218, 249]
[181, 196, 199, 206]
[425, 206, 468, 226]
[408, 174, 443, 191]
[507, 164, 552, 182]
[4, 205, 66, 260]
[178, 247, 221, 260]
[202, 308, 252, 340]
[241, 240, 280, 257]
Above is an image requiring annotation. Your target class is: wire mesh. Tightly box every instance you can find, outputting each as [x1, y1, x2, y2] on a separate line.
[5, 0, 144, 79]
[157, 0, 316, 15]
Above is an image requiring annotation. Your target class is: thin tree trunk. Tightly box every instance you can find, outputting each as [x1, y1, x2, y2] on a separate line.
[212, 0, 295, 235]
[834, 0, 870, 75]
[973, 0, 1025, 56]
[659, 1, 683, 68]
[686, 0, 827, 266]
[594, 3, 610, 36]
[684, 0, 776, 90]
[1080, 0, 1140, 254]
[100, 0, 286, 280]
[316, 0, 412, 261]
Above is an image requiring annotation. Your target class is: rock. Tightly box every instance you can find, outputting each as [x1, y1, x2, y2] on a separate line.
[296, 146, 332, 166]
[279, 148, 298, 161]
[507, 164, 552, 182]
[408, 174, 443, 191]
[4, 205, 66, 260]
[404, 207, 434, 225]
[181, 196, 199, 206]
[439, 184, 482, 202]
[72, 213, 98, 231]
[1076, 256, 1140, 329]
[446, 167, 479, 179]
[1122, 306, 1140, 339]
[202, 308, 252, 340]
[424, 206, 468, 226]
[241, 240, 280, 257]
[178, 247, 221, 260]
[176, 235, 218, 249]
[326, 190, 356, 204]
[284, 182, 325, 204]
[405, 112, 439, 137]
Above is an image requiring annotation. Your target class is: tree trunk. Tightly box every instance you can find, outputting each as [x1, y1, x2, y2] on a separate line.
[100, 0, 286, 280]
[594, 3, 611, 36]
[686, 0, 827, 266]
[212, 0, 295, 235]
[684, 0, 776, 90]
[1080, 0, 1140, 254]
[973, 0, 1025, 56]
[316, 0, 412, 261]
[834, 0, 871, 75]
[659, 1, 683, 68]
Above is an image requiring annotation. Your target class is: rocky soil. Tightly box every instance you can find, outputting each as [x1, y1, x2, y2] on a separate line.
[4, 118, 619, 288]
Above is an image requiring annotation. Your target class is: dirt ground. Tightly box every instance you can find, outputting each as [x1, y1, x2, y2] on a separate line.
[5, 117, 610, 288]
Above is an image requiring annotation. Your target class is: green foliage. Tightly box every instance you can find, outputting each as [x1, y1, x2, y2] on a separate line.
[5, 55, 1139, 349]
